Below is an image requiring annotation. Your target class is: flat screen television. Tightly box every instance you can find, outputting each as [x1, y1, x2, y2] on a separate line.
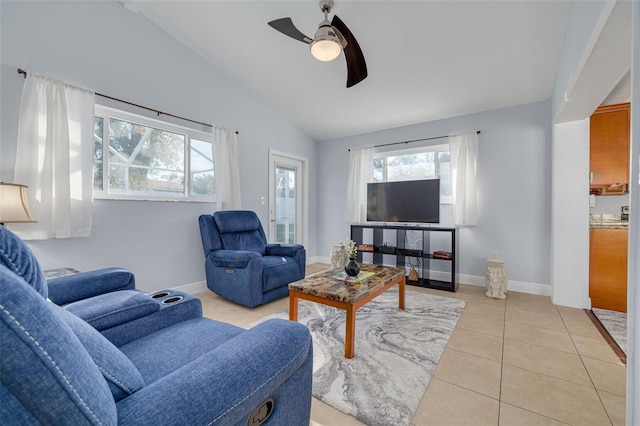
[367, 179, 440, 223]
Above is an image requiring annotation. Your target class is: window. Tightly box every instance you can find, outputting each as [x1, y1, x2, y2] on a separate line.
[373, 144, 452, 203]
[93, 106, 214, 201]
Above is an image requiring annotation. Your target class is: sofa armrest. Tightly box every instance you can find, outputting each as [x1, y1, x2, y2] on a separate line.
[265, 243, 304, 258]
[209, 250, 262, 269]
[116, 319, 312, 425]
[47, 267, 135, 306]
[63, 290, 159, 331]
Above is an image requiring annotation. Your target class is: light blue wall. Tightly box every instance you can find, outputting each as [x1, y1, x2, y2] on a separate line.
[0, 1, 317, 292]
[317, 101, 552, 289]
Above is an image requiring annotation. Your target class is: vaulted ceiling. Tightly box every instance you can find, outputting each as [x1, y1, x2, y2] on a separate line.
[123, 1, 574, 141]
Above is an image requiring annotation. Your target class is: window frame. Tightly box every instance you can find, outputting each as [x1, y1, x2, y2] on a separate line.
[373, 143, 452, 204]
[93, 105, 215, 202]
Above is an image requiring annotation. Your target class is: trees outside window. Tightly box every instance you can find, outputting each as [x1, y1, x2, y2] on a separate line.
[93, 106, 214, 201]
[373, 144, 452, 203]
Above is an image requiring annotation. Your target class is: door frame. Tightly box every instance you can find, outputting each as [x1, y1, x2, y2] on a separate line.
[268, 149, 308, 247]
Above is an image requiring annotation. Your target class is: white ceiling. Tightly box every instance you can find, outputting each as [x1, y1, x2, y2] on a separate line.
[124, 1, 573, 141]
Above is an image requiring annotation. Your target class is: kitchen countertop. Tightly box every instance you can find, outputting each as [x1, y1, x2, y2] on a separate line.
[590, 213, 629, 229]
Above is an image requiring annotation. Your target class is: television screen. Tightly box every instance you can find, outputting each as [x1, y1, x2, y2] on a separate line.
[367, 179, 440, 223]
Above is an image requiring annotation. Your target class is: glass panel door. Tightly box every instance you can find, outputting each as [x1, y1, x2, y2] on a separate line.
[268, 152, 306, 245]
[275, 164, 297, 243]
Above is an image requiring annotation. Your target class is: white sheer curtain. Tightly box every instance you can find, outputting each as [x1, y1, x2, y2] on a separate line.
[213, 126, 241, 210]
[449, 131, 478, 227]
[345, 147, 373, 223]
[12, 73, 95, 239]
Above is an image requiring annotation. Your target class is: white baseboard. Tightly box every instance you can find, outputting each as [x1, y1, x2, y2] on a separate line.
[172, 256, 327, 296]
[310, 255, 329, 265]
[174, 263, 551, 298]
[505, 280, 551, 297]
[172, 280, 208, 295]
[428, 270, 550, 296]
[313, 257, 551, 297]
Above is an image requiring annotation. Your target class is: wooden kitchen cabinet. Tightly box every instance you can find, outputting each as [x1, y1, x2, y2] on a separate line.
[589, 103, 630, 195]
[589, 228, 628, 312]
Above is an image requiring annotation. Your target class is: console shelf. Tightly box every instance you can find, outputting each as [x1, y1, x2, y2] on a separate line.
[351, 224, 459, 292]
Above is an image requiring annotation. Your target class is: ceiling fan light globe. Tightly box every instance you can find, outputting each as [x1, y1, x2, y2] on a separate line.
[310, 39, 341, 61]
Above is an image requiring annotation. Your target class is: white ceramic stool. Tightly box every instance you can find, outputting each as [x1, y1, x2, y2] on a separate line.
[330, 244, 348, 270]
[485, 256, 507, 299]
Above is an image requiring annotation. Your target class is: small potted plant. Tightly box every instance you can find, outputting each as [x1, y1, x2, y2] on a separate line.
[344, 240, 360, 276]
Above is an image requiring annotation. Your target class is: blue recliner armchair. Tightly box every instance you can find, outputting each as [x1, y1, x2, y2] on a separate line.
[199, 210, 306, 307]
[0, 227, 313, 425]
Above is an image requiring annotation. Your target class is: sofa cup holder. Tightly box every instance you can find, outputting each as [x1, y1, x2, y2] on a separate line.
[151, 291, 171, 299]
[161, 296, 183, 305]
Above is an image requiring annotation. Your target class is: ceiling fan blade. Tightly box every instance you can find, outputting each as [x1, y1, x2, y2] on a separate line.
[331, 15, 367, 87]
[268, 18, 312, 44]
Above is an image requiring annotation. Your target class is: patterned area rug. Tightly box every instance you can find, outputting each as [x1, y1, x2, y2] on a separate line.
[255, 288, 465, 426]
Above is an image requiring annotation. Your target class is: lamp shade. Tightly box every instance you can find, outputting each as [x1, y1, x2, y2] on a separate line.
[310, 22, 342, 62]
[0, 183, 37, 225]
[310, 38, 342, 61]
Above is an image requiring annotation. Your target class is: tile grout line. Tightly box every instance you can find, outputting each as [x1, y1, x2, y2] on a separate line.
[500, 401, 574, 426]
[425, 287, 504, 423]
[497, 292, 507, 425]
[558, 306, 616, 426]
[500, 297, 589, 425]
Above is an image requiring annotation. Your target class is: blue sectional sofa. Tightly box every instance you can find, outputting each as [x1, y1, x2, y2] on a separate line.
[0, 227, 313, 425]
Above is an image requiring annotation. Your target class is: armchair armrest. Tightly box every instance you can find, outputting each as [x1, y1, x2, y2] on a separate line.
[265, 243, 304, 257]
[117, 319, 312, 425]
[209, 250, 262, 268]
[47, 267, 135, 306]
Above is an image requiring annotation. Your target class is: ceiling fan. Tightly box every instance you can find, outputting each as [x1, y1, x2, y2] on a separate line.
[268, 0, 367, 88]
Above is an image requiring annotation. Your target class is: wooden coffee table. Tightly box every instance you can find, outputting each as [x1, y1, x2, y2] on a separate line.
[288, 263, 405, 359]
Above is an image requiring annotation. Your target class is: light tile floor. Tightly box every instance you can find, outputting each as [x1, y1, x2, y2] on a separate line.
[196, 264, 626, 426]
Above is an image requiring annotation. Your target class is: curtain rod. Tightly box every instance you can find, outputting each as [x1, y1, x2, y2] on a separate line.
[347, 130, 480, 151]
[17, 68, 238, 134]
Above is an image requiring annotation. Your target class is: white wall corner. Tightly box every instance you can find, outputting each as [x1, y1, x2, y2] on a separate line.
[626, 1, 639, 422]
[120, 1, 144, 13]
[550, 120, 591, 309]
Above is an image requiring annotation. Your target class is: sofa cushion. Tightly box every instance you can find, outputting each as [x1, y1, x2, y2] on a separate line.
[1, 269, 117, 423]
[119, 317, 244, 384]
[63, 290, 160, 331]
[0, 227, 47, 298]
[59, 308, 146, 402]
